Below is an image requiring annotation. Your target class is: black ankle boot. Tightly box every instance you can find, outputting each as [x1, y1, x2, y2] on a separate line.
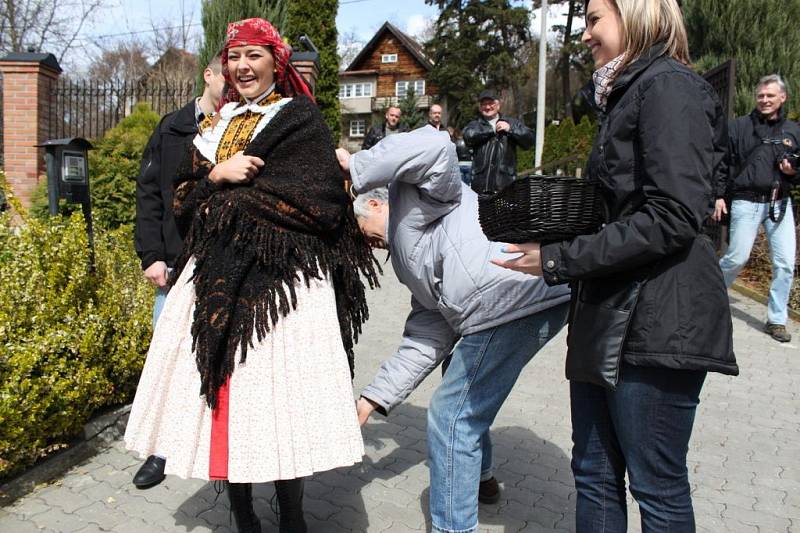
[274, 478, 307, 533]
[226, 482, 261, 533]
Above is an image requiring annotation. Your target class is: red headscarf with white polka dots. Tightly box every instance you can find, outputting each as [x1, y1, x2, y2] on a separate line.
[221, 18, 315, 104]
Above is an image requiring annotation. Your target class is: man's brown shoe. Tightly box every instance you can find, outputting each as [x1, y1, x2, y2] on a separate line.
[478, 477, 500, 504]
[766, 323, 791, 343]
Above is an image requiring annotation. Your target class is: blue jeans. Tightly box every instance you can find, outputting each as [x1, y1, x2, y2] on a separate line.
[458, 162, 472, 185]
[428, 303, 569, 533]
[152, 286, 169, 327]
[440, 357, 494, 482]
[570, 364, 707, 533]
[719, 198, 795, 325]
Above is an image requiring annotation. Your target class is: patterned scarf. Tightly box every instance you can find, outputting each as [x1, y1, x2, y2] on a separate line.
[593, 54, 625, 111]
[172, 96, 379, 409]
[221, 18, 314, 105]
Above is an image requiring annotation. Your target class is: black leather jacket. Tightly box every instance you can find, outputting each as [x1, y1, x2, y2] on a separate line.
[361, 122, 408, 150]
[455, 138, 472, 162]
[540, 47, 737, 378]
[724, 109, 800, 201]
[463, 115, 534, 194]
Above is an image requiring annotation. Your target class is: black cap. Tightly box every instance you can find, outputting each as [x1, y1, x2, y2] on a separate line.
[478, 89, 498, 101]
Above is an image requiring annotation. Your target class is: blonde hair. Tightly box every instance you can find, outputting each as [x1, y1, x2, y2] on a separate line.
[587, 0, 690, 69]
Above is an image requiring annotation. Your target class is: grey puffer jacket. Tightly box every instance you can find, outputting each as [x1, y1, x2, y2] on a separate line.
[350, 126, 570, 414]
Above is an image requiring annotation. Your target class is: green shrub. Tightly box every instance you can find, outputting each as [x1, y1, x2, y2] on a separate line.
[30, 103, 160, 228]
[0, 172, 152, 479]
[518, 116, 596, 175]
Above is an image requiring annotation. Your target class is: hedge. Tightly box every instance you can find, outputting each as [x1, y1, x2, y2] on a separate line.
[0, 173, 152, 480]
[518, 115, 597, 174]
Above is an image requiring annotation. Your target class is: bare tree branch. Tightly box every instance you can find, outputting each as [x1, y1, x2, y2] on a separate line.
[0, 0, 101, 59]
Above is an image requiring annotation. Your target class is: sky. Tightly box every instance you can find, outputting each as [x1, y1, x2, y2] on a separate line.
[64, 0, 576, 70]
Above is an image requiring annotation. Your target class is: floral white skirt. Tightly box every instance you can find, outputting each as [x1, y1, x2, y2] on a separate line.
[124, 257, 364, 483]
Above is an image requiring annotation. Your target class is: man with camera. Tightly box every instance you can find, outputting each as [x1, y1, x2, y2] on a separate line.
[716, 74, 800, 342]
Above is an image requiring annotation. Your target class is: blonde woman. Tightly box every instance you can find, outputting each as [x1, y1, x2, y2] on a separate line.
[493, 0, 737, 530]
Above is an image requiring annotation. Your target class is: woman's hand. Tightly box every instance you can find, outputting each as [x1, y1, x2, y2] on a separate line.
[712, 198, 728, 221]
[209, 151, 265, 184]
[491, 242, 543, 276]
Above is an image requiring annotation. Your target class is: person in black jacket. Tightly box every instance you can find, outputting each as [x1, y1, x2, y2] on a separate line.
[131, 54, 225, 490]
[493, 0, 738, 530]
[716, 75, 799, 343]
[462, 89, 534, 194]
[361, 106, 406, 149]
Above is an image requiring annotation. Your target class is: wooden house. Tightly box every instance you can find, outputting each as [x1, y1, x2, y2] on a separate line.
[339, 22, 438, 151]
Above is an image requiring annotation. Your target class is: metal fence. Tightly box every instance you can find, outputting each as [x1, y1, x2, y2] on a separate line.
[702, 59, 737, 119]
[45, 78, 196, 140]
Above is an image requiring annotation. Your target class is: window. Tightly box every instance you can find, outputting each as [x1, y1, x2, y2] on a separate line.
[395, 80, 426, 98]
[339, 82, 373, 99]
[350, 119, 366, 137]
[381, 54, 398, 63]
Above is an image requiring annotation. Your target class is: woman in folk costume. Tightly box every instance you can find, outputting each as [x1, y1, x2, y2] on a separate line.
[124, 18, 379, 533]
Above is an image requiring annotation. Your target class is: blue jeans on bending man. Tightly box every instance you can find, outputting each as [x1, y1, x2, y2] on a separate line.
[428, 303, 568, 533]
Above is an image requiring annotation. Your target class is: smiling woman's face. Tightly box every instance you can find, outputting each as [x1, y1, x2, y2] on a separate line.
[582, 0, 623, 69]
[227, 45, 275, 99]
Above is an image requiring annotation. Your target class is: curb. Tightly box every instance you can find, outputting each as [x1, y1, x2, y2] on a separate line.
[731, 281, 800, 322]
[0, 404, 131, 506]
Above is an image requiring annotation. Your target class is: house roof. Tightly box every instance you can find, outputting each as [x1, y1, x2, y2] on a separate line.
[345, 21, 433, 72]
[340, 69, 379, 77]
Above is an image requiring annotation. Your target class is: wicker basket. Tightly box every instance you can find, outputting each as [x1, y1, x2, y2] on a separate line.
[478, 175, 606, 243]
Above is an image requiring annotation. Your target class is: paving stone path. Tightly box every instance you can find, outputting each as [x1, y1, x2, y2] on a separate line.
[0, 272, 798, 532]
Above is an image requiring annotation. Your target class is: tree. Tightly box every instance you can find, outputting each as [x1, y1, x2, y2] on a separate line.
[196, 0, 288, 89]
[287, 0, 341, 139]
[530, 0, 593, 120]
[87, 41, 151, 84]
[0, 0, 102, 62]
[398, 89, 426, 130]
[148, 0, 197, 58]
[338, 29, 364, 71]
[425, 0, 531, 128]
[684, 0, 800, 116]
[88, 103, 161, 229]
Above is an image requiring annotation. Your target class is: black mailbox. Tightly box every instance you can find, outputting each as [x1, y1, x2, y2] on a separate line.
[37, 137, 95, 267]
[37, 137, 93, 211]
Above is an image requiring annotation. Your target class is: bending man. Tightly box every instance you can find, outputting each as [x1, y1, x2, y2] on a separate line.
[337, 126, 569, 533]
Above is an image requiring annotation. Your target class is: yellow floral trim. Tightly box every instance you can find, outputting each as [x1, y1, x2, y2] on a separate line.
[215, 92, 284, 163]
[198, 114, 215, 133]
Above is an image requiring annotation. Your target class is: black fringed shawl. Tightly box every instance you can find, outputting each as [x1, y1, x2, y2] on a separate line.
[172, 95, 379, 408]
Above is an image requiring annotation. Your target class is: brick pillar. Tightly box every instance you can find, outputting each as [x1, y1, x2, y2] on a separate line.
[290, 52, 320, 96]
[0, 53, 62, 207]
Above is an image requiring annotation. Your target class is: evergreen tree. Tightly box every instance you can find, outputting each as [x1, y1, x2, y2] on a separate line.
[287, 0, 341, 140]
[425, 0, 531, 128]
[537, 0, 592, 119]
[683, 0, 800, 116]
[398, 89, 427, 130]
[196, 0, 288, 90]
